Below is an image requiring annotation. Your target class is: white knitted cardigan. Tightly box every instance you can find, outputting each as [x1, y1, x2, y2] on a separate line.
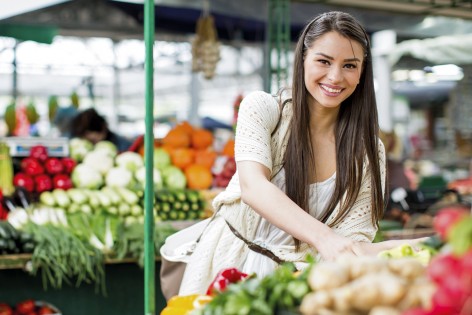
[212, 91, 386, 262]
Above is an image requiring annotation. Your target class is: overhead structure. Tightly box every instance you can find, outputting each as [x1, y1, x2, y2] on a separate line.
[298, 0, 472, 20]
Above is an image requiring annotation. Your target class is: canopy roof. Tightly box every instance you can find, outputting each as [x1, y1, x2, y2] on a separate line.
[2, 0, 472, 43]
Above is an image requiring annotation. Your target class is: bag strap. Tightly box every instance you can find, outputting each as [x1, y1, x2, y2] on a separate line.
[190, 95, 287, 256]
[225, 220, 285, 265]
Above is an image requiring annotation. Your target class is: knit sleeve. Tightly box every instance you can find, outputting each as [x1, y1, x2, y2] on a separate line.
[332, 140, 387, 242]
[234, 91, 281, 172]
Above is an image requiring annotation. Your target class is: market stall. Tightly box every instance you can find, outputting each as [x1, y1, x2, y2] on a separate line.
[0, 118, 234, 314]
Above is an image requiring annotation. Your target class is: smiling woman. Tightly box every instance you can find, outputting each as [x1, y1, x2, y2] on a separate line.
[157, 11, 432, 297]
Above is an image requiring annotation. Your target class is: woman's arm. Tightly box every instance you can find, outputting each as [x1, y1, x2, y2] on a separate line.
[238, 160, 361, 261]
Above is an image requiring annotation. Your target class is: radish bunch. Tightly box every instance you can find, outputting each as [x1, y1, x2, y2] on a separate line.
[405, 207, 472, 315]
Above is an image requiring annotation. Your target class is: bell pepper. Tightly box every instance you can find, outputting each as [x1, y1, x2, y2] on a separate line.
[52, 174, 73, 190]
[61, 157, 76, 174]
[44, 158, 64, 175]
[34, 175, 52, 193]
[29, 145, 48, 162]
[13, 173, 35, 193]
[21, 158, 44, 177]
[206, 267, 248, 295]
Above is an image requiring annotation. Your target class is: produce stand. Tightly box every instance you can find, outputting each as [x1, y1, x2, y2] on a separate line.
[0, 258, 167, 315]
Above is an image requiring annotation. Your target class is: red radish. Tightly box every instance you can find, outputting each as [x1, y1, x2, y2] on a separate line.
[433, 208, 468, 240]
[428, 254, 460, 284]
[431, 286, 461, 314]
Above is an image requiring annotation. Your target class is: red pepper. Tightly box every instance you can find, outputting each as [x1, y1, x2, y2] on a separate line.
[29, 145, 48, 162]
[61, 157, 76, 174]
[34, 175, 53, 193]
[0, 303, 13, 315]
[44, 158, 64, 175]
[21, 158, 44, 177]
[13, 173, 35, 193]
[206, 267, 248, 295]
[15, 299, 35, 315]
[52, 174, 73, 190]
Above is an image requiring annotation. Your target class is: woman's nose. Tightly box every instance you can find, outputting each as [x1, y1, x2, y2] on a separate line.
[327, 66, 343, 83]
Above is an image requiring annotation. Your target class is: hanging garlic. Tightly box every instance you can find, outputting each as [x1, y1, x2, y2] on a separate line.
[191, 14, 221, 79]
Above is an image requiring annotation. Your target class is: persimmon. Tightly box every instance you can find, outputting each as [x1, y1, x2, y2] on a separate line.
[191, 128, 213, 149]
[170, 148, 195, 170]
[174, 121, 194, 135]
[194, 149, 217, 170]
[163, 128, 191, 148]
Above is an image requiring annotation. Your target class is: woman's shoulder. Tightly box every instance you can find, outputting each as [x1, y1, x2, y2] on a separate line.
[240, 91, 281, 123]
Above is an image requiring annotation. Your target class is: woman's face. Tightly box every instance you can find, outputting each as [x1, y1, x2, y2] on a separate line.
[303, 31, 364, 110]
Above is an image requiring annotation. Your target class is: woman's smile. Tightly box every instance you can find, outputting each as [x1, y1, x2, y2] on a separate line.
[304, 31, 364, 109]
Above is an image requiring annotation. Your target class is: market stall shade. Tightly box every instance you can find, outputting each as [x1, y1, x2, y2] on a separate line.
[0, 24, 57, 44]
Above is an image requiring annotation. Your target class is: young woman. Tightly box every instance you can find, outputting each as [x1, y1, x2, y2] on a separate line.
[176, 11, 413, 295]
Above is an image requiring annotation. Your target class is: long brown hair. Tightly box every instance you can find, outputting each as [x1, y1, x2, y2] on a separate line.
[284, 11, 384, 248]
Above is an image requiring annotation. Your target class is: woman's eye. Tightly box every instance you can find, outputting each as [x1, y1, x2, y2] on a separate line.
[318, 59, 330, 65]
[344, 63, 357, 69]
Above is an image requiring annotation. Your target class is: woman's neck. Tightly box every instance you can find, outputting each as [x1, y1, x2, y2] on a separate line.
[309, 105, 338, 139]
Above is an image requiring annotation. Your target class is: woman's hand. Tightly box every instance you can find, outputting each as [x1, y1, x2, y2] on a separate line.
[312, 228, 360, 261]
[313, 228, 430, 260]
[352, 237, 431, 257]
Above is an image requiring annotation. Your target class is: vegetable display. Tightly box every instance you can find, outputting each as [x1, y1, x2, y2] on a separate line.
[13, 145, 75, 194]
[154, 189, 207, 221]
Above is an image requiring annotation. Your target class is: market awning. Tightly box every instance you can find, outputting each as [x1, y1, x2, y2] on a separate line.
[0, 23, 57, 44]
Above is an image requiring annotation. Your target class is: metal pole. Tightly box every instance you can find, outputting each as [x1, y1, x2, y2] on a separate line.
[144, 0, 155, 314]
[110, 40, 120, 131]
[12, 41, 18, 101]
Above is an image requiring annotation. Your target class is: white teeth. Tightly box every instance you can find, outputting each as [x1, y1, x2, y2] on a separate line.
[321, 85, 342, 93]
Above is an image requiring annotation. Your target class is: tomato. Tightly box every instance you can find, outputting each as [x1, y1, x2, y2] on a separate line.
[15, 300, 35, 315]
[0, 303, 13, 315]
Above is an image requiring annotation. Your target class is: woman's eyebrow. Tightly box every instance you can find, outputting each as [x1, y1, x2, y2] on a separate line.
[314, 52, 360, 62]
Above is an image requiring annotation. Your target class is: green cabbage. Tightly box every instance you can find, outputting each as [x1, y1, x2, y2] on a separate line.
[153, 148, 171, 170]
